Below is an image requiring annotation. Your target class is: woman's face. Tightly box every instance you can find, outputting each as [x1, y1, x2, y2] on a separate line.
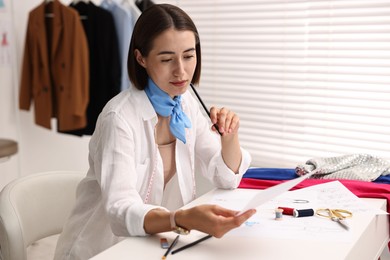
[135, 28, 197, 98]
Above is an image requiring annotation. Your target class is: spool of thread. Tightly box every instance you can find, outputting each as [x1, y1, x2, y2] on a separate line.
[275, 208, 284, 220]
[277, 207, 294, 216]
[293, 208, 314, 218]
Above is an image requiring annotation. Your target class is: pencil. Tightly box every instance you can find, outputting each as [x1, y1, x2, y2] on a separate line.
[190, 84, 222, 136]
[162, 235, 180, 259]
[171, 234, 212, 255]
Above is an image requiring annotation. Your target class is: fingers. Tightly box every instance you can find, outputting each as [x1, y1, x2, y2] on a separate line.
[221, 208, 256, 230]
[209, 107, 240, 135]
[187, 205, 256, 238]
[209, 204, 239, 217]
[236, 209, 257, 224]
[213, 207, 256, 238]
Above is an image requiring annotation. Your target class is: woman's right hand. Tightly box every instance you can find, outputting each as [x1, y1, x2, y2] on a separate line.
[175, 204, 256, 238]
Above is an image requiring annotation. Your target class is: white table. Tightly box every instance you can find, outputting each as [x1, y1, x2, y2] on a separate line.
[91, 188, 389, 260]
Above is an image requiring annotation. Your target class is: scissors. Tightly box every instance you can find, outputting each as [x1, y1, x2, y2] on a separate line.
[315, 208, 353, 230]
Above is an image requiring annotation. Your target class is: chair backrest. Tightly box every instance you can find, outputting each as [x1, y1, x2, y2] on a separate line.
[0, 171, 84, 260]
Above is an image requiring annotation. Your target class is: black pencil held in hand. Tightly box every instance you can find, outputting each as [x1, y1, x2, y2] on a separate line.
[190, 84, 222, 136]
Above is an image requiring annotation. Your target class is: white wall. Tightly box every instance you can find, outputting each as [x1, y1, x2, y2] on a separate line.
[0, 7, 20, 188]
[0, 0, 91, 189]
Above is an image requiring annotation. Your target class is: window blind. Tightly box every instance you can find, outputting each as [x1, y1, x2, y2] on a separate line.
[157, 0, 390, 168]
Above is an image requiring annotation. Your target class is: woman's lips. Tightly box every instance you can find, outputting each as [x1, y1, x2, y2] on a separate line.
[171, 80, 187, 87]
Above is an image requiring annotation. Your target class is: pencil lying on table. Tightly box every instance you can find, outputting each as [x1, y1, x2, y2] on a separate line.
[162, 235, 179, 259]
[171, 234, 213, 255]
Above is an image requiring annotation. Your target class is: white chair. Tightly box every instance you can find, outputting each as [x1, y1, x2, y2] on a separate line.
[0, 171, 84, 260]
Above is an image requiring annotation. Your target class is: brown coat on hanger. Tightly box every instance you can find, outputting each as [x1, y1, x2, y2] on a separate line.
[19, 0, 89, 131]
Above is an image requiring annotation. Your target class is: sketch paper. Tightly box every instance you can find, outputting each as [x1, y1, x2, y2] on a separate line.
[238, 171, 315, 214]
[211, 181, 387, 241]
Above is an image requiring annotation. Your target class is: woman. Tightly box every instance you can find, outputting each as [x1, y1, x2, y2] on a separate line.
[54, 4, 255, 260]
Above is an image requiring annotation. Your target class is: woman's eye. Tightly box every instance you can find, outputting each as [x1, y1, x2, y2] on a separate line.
[184, 55, 194, 60]
[161, 59, 172, 62]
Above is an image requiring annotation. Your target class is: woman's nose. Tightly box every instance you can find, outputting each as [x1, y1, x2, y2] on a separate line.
[173, 59, 185, 76]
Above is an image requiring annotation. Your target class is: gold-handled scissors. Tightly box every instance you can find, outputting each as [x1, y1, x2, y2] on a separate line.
[316, 208, 353, 230]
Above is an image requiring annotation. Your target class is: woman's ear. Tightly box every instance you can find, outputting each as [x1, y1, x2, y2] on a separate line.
[134, 49, 146, 68]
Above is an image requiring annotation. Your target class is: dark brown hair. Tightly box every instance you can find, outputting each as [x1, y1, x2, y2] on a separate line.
[128, 4, 201, 90]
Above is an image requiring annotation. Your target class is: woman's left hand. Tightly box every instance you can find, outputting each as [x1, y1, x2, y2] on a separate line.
[209, 106, 240, 136]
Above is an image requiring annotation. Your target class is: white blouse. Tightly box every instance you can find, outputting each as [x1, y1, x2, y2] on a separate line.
[54, 87, 251, 260]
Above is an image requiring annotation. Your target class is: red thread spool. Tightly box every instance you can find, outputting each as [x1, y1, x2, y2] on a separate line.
[277, 207, 294, 216]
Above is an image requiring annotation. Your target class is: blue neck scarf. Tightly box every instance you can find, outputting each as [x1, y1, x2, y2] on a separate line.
[144, 78, 192, 144]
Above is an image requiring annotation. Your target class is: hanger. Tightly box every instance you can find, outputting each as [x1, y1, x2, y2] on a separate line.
[44, 0, 54, 18]
[72, 0, 90, 4]
[70, 0, 89, 20]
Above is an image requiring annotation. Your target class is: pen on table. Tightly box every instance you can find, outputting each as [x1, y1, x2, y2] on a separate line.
[162, 235, 180, 260]
[171, 234, 212, 255]
[190, 84, 222, 136]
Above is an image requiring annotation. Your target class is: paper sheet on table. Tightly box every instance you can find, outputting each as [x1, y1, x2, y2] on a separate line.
[212, 181, 387, 241]
[238, 171, 315, 214]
